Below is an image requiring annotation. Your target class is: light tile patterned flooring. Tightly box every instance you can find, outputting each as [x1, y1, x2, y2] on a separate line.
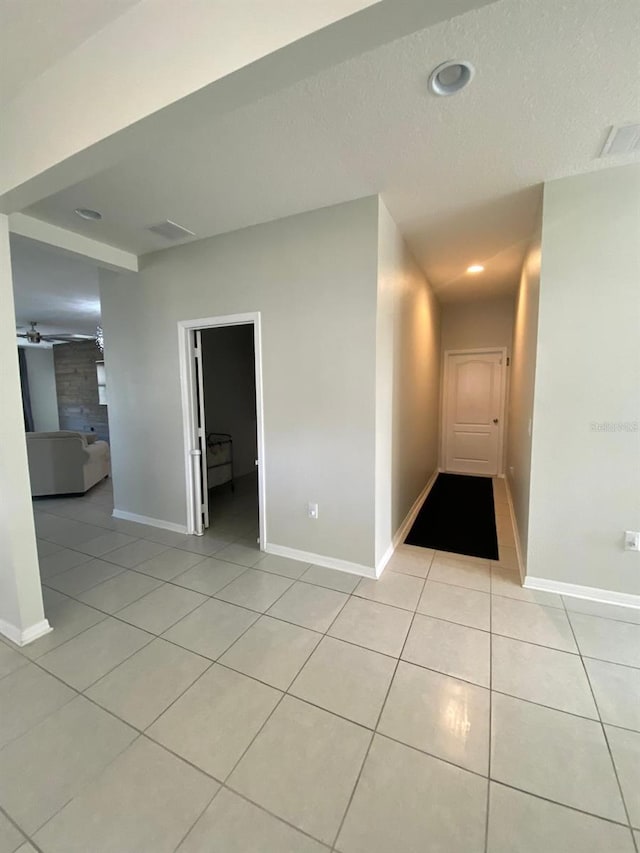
[0, 477, 638, 852]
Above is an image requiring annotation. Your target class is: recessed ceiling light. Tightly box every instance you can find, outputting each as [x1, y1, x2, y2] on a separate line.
[74, 208, 102, 221]
[467, 264, 485, 274]
[429, 60, 475, 96]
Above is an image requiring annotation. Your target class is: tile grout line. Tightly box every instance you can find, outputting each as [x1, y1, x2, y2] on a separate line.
[23, 733, 148, 847]
[195, 571, 319, 671]
[4, 638, 236, 849]
[169, 781, 226, 853]
[484, 552, 495, 853]
[138, 659, 218, 734]
[561, 596, 639, 848]
[328, 731, 376, 853]
[0, 681, 80, 754]
[137, 716, 336, 850]
[207, 574, 380, 851]
[69, 574, 168, 615]
[486, 779, 637, 830]
[212, 569, 300, 613]
[0, 802, 34, 853]
[329, 554, 433, 851]
[40, 623, 158, 695]
[218, 784, 334, 851]
[113, 587, 215, 636]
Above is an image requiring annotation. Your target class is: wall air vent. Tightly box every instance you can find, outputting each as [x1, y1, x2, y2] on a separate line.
[600, 123, 640, 158]
[147, 220, 196, 241]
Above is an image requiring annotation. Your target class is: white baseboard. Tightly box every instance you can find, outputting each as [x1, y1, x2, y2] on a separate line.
[375, 542, 395, 578]
[504, 479, 639, 610]
[524, 576, 640, 610]
[392, 470, 439, 550]
[264, 542, 376, 579]
[112, 509, 188, 534]
[374, 469, 439, 578]
[503, 477, 525, 583]
[265, 470, 440, 583]
[0, 617, 52, 647]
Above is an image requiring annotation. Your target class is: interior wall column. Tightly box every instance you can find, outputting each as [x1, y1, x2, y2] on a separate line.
[0, 213, 50, 645]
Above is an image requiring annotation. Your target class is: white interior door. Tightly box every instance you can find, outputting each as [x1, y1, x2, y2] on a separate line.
[443, 351, 505, 476]
[193, 330, 209, 531]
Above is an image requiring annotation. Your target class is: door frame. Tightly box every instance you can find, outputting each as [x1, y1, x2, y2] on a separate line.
[440, 347, 508, 476]
[178, 312, 266, 547]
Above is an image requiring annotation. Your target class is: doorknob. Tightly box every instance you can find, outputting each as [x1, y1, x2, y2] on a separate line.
[493, 418, 499, 424]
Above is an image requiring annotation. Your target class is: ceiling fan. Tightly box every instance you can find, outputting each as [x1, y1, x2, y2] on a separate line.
[16, 321, 96, 345]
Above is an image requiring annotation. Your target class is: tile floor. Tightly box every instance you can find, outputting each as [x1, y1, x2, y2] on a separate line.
[0, 477, 638, 851]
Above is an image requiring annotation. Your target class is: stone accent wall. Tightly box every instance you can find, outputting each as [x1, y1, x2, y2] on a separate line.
[53, 341, 110, 442]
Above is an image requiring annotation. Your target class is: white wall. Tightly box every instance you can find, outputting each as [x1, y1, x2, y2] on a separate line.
[101, 197, 379, 568]
[527, 165, 640, 596]
[201, 325, 257, 479]
[506, 230, 541, 566]
[375, 200, 440, 565]
[23, 346, 60, 432]
[440, 297, 514, 353]
[0, 215, 47, 644]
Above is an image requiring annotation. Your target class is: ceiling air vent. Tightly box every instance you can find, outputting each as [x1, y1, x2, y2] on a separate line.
[600, 123, 640, 158]
[147, 220, 196, 241]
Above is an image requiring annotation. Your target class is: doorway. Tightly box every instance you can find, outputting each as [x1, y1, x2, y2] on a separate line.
[178, 313, 265, 546]
[441, 348, 506, 476]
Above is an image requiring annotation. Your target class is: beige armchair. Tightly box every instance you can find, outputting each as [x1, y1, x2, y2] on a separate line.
[26, 431, 110, 497]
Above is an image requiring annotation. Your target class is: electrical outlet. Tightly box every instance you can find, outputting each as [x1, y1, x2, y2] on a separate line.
[307, 503, 318, 520]
[624, 531, 640, 551]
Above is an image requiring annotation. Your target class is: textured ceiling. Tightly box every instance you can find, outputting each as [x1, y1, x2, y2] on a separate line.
[0, 0, 142, 104]
[22, 0, 640, 302]
[11, 235, 100, 336]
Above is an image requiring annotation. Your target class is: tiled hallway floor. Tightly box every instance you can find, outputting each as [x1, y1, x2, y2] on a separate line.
[1, 478, 639, 852]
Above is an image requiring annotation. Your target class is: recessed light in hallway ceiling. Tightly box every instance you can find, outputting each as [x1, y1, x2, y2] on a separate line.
[428, 60, 475, 96]
[467, 264, 485, 274]
[74, 208, 102, 221]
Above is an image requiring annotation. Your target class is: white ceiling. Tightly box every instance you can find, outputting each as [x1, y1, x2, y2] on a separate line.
[0, 0, 142, 104]
[11, 235, 100, 337]
[18, 0, 640, 302]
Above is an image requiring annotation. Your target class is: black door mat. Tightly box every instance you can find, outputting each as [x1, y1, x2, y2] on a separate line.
[405, 472, 499, 560]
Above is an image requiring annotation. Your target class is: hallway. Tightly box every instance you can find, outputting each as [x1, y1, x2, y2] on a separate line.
[0, 479, 637, 851]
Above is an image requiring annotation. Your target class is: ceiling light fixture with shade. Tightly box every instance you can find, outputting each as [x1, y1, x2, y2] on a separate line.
[466, 264, 485, 274]
[429, 60, 475, 96]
